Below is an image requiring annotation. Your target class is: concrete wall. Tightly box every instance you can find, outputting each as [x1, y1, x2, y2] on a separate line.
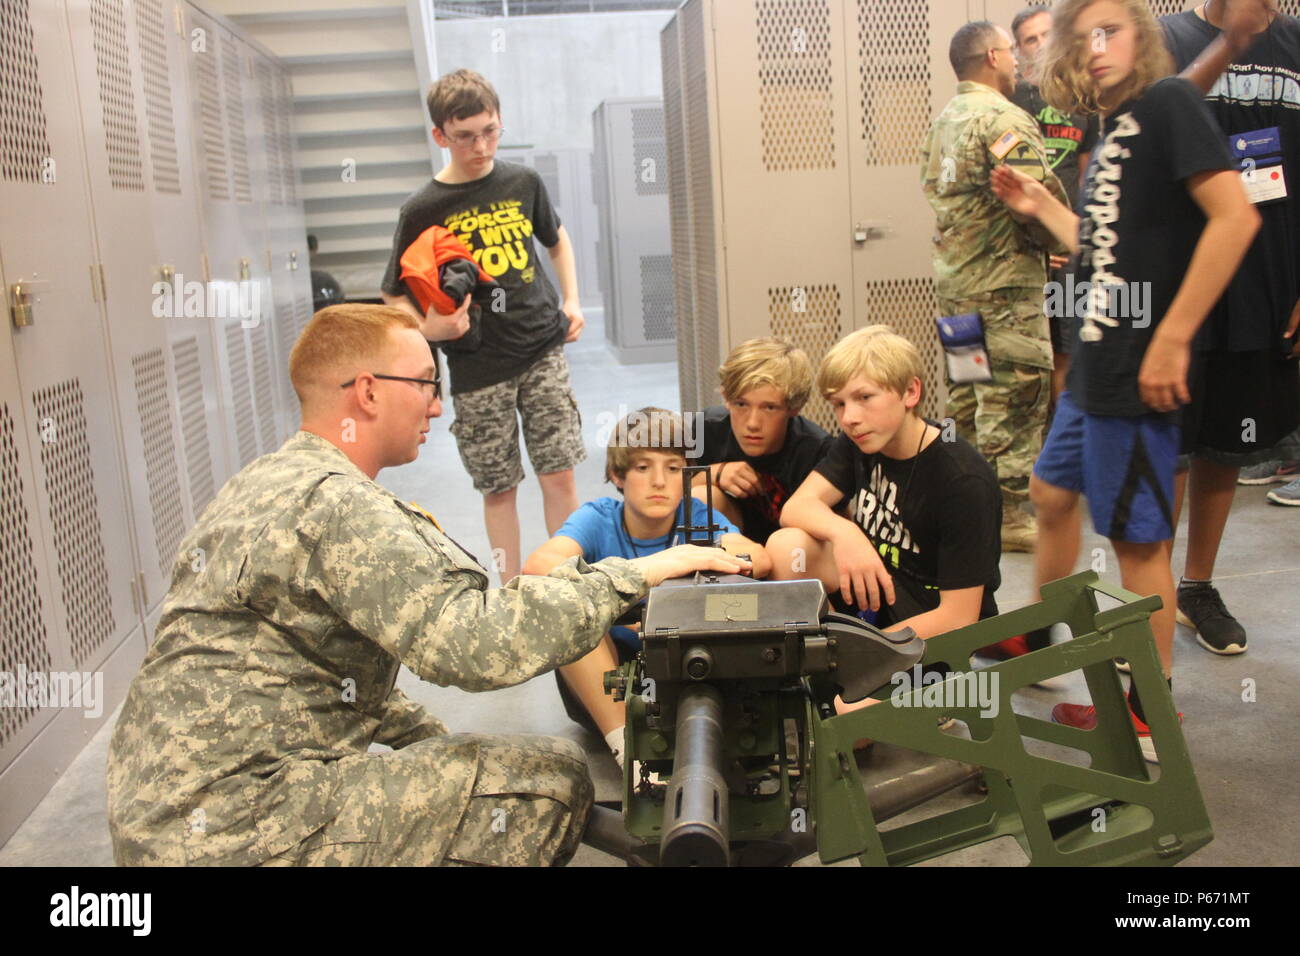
[433, 11, 673, 151]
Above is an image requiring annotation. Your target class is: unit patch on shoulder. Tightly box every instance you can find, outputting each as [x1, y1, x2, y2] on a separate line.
[990, 129, 1022, 162]
[1004, 140, 1047, 169]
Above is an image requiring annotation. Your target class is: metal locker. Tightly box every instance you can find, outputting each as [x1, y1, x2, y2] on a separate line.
[0, 255, 82, 849]
[713, 0, 857, 433]
[276, 60, 312, 432]
[0, 0, 147, 846]
[663, 0, 994, 431]
[222, 22, 284, 458]
[592, 113, 613, 312]
[1132, 0, 1201, 18]
[253, 54, 311, 444]
[845, 0, 972, 422]
[662, 0, 727, 421]
[661, 14, 704, 415]
[1, 0, 314, 849]
[592, 98, 676, 365]
[567, 149, 603, 313]
[134, 0, 229, 525]
[65, 0, 194, 618]
[181, 4, 272, 477]
[498, 147, 603, 318]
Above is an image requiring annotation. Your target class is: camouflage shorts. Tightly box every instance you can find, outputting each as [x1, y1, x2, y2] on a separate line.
[450, 347, 587, 495]
[260, 734, 593, 867]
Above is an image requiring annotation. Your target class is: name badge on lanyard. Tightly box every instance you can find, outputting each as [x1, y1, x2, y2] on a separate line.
[1229, 126, 1288, 204]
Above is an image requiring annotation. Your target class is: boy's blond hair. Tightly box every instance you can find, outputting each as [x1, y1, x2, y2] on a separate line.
[817, 325, 925, 403]
[289, 304, 421, 410]
[426, 69, 501, 129]
[1039, 0, 1173, 116]
[718, 338, 814, 411]
[605, 407, 688, 485]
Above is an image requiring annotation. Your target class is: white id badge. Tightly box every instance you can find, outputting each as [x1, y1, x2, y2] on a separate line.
[944, 349, 994, 384]
[1231, 127, 1288, 205]
[1241, 160, 1289, 204]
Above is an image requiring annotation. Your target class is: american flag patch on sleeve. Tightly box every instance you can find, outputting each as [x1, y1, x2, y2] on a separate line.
[990, 129, 1022, 161]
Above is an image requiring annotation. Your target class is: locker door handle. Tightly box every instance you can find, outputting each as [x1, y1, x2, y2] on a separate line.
[854, 222, 887, 243]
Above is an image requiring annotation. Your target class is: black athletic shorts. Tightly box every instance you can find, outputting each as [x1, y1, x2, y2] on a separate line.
[1181, 349, 1300, 466]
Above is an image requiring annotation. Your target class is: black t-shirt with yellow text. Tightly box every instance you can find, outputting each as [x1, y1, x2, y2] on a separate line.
[382, 161, 567, 394]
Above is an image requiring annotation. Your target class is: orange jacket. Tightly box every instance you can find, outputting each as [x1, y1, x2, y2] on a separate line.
[399, 225, 494, 315]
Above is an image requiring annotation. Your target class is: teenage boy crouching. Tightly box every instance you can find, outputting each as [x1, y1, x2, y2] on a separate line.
[523, 407, 770, 766]
[768, 326, 1003, 714]
[692, 338, 835, 543]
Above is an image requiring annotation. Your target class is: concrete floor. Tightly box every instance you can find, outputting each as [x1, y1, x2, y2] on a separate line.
[3, 308, 1298, 867]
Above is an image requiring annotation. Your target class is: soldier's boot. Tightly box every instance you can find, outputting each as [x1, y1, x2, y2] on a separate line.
[1000, 491, 1038, 553]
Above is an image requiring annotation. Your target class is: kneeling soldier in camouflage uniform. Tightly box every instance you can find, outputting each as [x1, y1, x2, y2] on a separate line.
[922, 21, 1069, 551]
[106, 304, 744, 866]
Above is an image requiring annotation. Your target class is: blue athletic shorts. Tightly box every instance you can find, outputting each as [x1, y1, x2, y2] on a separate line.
[1034, 392, 1179, 543]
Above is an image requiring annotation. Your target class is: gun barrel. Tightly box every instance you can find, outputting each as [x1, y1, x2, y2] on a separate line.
[660, 683, 730, 866]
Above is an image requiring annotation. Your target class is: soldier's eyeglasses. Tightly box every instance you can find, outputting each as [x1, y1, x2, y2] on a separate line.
[340, 373, 442, 401]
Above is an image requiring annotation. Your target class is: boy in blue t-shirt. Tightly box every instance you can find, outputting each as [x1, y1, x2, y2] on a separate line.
[523, 407, 769, 767]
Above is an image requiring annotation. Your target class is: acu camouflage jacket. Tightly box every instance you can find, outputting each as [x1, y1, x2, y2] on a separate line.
[107, 431, 645, 865]
[921, 80, 1070, 299]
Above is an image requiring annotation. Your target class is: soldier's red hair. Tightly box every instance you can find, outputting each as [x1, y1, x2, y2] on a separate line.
[290, 304, 421, 409]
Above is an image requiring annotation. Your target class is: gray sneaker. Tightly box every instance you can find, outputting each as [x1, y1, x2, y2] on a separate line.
[1176, 583, 1246, 655]
[1267, 476, 1300, 506]
[1238, 460, 1300, 485]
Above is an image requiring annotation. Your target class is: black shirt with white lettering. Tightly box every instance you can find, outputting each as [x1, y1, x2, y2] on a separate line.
[381, 161, 566, 395]
[696, 406, 834, 542]
[1068, 78, 1234, 418]
[813, 427, 1000, 623]
[1163, 11, 1300, 351]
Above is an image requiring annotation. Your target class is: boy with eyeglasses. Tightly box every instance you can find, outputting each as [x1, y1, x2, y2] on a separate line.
[381, 69, 587, 585]
[691, 338, 835, 543]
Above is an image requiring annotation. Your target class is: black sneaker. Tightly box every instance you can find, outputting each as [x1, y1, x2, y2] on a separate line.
[1176, 584, 1247, 655]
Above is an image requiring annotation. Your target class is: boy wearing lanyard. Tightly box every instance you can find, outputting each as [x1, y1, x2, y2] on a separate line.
[523, 407, 769, 768]
[766, 327, 1003, 653]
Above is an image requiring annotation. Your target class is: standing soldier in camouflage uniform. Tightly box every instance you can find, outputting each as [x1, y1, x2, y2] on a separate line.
[922, 21, 1069, 552]
[106, 304, 745, 866]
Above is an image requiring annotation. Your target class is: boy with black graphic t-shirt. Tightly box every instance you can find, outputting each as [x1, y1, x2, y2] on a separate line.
[991, 0, 1262, 762]
[767, 327, 1002, 651]
[381, 69, 587, 584]
[692, 339, 835, 543]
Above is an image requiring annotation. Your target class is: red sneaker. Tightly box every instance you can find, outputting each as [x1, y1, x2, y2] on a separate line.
[977, 627, 1051, 661]
[977, 634, 1032, 660]
[1050, 702, 1182, 765]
